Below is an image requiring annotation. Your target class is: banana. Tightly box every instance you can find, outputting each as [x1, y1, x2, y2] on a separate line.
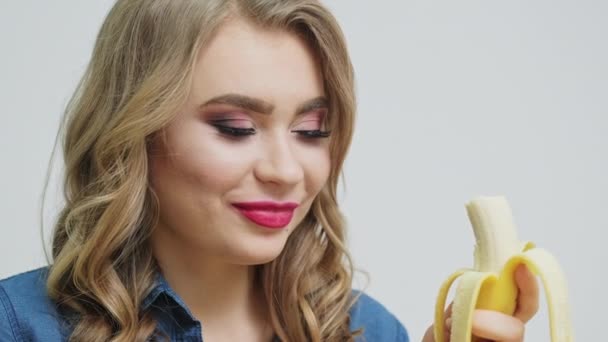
[434, 196, 573, 341]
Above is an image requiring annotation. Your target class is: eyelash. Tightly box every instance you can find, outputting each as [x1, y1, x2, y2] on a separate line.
[212, 124, 331, 139]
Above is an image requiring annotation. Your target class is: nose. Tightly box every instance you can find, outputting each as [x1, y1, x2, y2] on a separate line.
[254, 137, 304, 187]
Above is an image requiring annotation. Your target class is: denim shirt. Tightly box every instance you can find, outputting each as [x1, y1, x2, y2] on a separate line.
[0, 268, 409, 341]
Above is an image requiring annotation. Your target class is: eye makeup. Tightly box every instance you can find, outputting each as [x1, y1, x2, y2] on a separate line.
[211, 123, 256, 137]
[291, 129, 331, 138]
[201, 106, 331, 139]
[291, 110, 331, 138]
[203, 109, 255, 137]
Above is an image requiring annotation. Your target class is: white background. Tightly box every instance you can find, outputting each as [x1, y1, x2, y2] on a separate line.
[1, 1, 606, 341]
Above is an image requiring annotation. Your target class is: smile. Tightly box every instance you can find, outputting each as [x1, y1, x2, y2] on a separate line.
[231, 201, 299, 229]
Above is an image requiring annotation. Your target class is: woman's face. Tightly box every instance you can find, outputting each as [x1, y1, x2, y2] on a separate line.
[149, 18, 331, 266]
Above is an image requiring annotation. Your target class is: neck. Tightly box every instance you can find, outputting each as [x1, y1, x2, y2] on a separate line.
[151, 227, 273, 340]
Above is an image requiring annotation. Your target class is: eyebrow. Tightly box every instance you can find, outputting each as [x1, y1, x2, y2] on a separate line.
[200, 93, 328, 115]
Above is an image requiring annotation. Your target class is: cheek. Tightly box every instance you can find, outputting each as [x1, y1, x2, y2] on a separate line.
[149, 127, 253, 203]
[299, 145, 331, 192]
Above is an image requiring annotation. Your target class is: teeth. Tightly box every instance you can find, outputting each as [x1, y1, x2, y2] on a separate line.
[434, 196, 574, 342]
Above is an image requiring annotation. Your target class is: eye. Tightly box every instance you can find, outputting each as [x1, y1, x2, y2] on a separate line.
[291, 129, 332, 139]
[214, 125, 256, 137]
[210, 119, 256, 137]
[291, 112, 331, 139]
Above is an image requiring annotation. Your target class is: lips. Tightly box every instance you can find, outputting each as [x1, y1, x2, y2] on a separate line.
[232, 201, 299, 229]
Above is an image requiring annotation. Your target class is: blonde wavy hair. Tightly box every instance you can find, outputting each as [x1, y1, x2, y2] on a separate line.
[46, 0, 359, 341]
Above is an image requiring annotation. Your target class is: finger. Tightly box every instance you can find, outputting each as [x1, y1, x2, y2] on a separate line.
[421, 325, 435, 342]
[471, 309, 525, 342]
[421, 323, 449, 342]
[445, 301, 453, 319]
[513, 264, 539, 323]
[441, 302, 454, 342]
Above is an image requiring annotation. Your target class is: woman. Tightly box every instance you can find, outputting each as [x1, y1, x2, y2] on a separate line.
[0, 0, 538, 341]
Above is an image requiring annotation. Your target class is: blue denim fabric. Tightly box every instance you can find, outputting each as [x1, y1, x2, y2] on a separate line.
[0, 268, 409, 341]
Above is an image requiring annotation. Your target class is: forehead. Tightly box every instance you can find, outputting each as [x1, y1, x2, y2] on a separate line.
[190, 18, 325, 107]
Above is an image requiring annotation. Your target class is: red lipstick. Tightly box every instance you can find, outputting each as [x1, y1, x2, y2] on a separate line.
[232, 201, 298, 229]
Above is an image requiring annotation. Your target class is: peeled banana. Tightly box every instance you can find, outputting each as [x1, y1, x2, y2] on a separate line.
[434, 196, 573, 341]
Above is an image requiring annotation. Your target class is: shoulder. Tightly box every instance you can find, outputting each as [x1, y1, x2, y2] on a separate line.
[0, 267, 67, 341]
[349, 290, 410, 342]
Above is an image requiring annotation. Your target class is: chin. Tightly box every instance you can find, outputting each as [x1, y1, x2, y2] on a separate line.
[230, 236, 288, 266]
[232, 250, 283, 266]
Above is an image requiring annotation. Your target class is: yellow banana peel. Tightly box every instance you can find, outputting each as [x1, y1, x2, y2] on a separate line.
[434, 196, 573, 341]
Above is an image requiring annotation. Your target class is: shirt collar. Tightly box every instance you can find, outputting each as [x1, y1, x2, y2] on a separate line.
[141, 271, 282, 342]
[141, 271, 196, 320]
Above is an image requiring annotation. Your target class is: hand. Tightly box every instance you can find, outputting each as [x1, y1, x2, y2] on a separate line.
[422, 265, 539, 342]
